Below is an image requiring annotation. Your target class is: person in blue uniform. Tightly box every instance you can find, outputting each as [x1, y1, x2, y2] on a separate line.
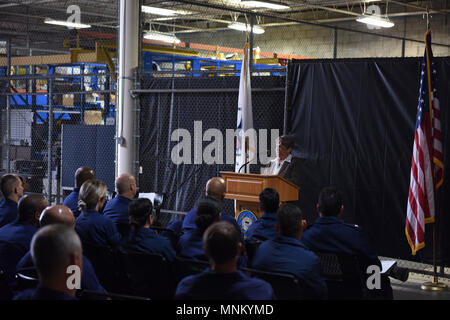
[16, 205, 106, 296]
[122, 198, 175, 261]
[246, 188, 279, 241]
[177, 197, 221, 261]
[0, 194, 48, 289]
[175, 221, 274, 300]
[251, 204, 327, 299]
[63, 166, 95, 218]
[14, 224, 83, 300]
[103, 173, 137, 237]
[75, 179, 121, 247]
[0, 174, 24, 227]
[182, 177, 241, 235]
[301, 187, 392, 299]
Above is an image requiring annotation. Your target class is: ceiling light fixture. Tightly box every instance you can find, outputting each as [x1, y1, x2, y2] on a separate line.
[44, 18, 91, 29]
[144, 31, 181, 44]
[141, 5, 191, 16]
[240, 0, 290, 10]
[227, 22, 265, 34]
[356, 13, 394, 28]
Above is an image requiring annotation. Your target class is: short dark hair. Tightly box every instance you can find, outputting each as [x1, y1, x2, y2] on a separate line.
[318, 187, 343, 216]
[195, 196, 221, 232]
[259, 188, 279, 213]
[18, 194, 47, 223]
[129, 198, 153, 227]
[203, 221, 240, 265]
[75, 167, 95, 188]
[276, 204, 302, 237]
[0, 174, 20, 197]
[279, 135, 295, 149]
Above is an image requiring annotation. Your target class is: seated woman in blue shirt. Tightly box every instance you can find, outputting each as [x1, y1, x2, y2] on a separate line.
[176, 197, 248, 267]
[75, 179, 121, 248]
[122, 198, 175, 261]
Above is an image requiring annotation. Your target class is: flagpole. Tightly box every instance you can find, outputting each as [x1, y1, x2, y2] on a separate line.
[420, 23, 447, 291]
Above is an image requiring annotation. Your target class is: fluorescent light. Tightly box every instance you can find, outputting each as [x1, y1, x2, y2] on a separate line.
[144, 31, 181, 44]
[356, 14, 394, 28]
[141, 5, 191, 16]
[240, 0, 290, 10]
[44, 18, 91, 29]
[227, 22, 265, 34]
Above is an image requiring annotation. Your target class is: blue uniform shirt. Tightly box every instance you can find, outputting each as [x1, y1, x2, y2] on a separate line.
[301, 216, 381, 269]
[75, 209, 121, 247]
[123, 227, 176, 261]
[175, 269, 274, 300]
[14, 286, 76, 300]
[251, 234, 327, 299]
[0, 198, 18, 228]
[0, 220, 38, 287]
[0, 220, 37, 253]
[102, 195, 132, 225]
[63, 187, 80, 217]
[246, 212, 278, 241]
[16, 251, 106, 294]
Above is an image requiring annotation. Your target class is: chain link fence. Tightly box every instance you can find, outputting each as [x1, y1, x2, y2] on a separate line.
[0, 0, 449, 283]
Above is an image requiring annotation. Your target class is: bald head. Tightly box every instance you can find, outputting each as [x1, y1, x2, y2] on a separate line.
[115, 173, 137, 199]
[40, 205, 75, 228]
[18, 194, 48, 226]
[75, 167, 95, 188]
[205, 177, 226, 202]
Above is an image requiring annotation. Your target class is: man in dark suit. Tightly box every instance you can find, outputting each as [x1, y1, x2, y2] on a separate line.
[262, 135, 303, 187]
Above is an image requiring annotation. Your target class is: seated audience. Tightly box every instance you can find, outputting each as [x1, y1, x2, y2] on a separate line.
[63, 166, 95, 218]
[176, 197, 221, 261]
[14, 224, 83, 300]
[182, 177, 241, 235]
[251, 204, 327, 299]
[16, 205, 106, 295]
[246, 188, 279, 241]
[0, 194, 47, 287]
[175, 221, 274, 300]
[0, 174, 24, 227]
[301, 187, 392, 299]
[75, 179, 120, 247]
[103, 173, 137, 236]
[122, 198, 175, 261]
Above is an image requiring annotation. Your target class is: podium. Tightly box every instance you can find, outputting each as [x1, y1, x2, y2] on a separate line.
[221, 171, 299, 219]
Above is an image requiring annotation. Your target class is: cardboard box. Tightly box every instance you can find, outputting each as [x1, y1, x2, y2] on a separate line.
[62, 94, 74, 106]
[84, 110, 103, 125]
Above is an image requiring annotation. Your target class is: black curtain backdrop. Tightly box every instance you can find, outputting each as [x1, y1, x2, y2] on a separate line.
[287, 57, 450, 264]
[139, 76, 285, 216]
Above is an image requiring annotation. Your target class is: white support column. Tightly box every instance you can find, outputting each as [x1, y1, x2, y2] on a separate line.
[116, 0, 139, 177]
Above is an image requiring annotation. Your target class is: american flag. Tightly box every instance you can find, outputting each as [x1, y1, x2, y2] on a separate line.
[405, 30, 443, 255]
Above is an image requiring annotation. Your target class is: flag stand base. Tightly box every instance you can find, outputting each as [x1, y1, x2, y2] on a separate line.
[421, 281, 448, 291]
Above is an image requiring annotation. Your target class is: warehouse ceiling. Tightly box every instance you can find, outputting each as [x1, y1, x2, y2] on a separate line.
[0, 0, 448, 55]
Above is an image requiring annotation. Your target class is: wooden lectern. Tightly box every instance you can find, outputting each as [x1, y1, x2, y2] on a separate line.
[221, 171, 299, 219]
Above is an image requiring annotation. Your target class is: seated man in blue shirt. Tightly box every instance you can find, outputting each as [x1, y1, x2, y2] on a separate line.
[122, 198, 175, 261]
[246, 188, 279, 241]
[251, 204, 327, 299]
[16, 205, 106, 296]
[0, 174, 24, 227]
[103, 173, 137, 237]
[182, 177, 241, 235]
[14, 224, 83, 300]
[301, 187, 392, 299]
[63, 166, 95, 218]
[175, 221, 274, 300]
[0, 194, 47, 288]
